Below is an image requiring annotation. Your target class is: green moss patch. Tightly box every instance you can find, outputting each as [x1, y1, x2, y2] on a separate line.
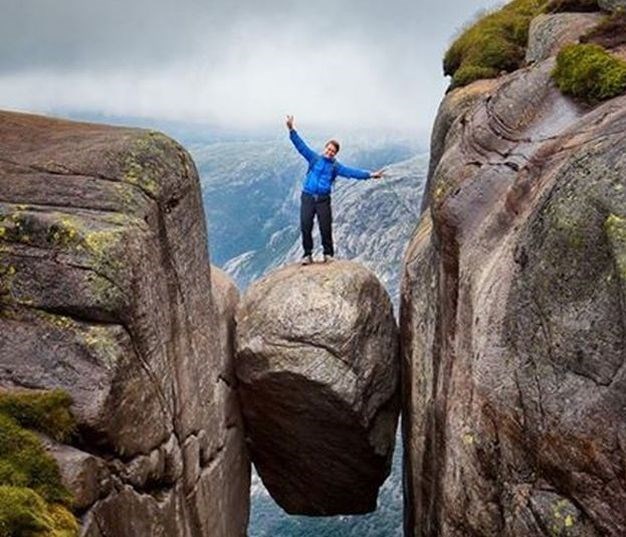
[444, 0, 548, 88]
[0, 486, 78, 537]
[0, 390, 74, 442]
[0, 390, 78, 536]
[552, 43, 626, 102]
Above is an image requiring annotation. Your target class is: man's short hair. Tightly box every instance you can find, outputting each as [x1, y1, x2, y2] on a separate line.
[326, 139, 340, 153]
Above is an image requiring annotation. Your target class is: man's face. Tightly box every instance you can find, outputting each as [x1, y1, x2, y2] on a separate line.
[323, 143, 338, 159]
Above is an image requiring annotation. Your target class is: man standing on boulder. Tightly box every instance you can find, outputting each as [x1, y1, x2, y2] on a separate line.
[286, 115, 385, 265]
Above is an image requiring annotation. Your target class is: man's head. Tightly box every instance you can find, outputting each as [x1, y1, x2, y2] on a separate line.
[323, 139, 340, 159]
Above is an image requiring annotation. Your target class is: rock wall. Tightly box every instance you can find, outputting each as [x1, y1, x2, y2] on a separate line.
[0, 111, 249, 536]
[525, 13, 602, 64]
[401, 13, 625, 537]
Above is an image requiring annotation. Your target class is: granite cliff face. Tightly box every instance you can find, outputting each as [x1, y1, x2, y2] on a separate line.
[2, 6, 625, 533]
[235, 260, 400, 516]
[0, 111, 249, 536]
[402, 9, 626, 537]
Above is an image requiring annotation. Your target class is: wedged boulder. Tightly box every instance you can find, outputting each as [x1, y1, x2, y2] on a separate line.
[0, 111, 249, 536]
[402, 24, 626, 537]
[235, 260, 400, 515]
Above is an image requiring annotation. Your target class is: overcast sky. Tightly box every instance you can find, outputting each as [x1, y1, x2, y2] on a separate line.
[1, 0, 498, 141]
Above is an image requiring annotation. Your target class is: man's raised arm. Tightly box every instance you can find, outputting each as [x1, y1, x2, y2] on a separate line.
[286, 115, 316, 163]
[335, 161, 386, 180]
[334, 162, 370, 180]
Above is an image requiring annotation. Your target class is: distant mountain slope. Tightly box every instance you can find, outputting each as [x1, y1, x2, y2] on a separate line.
[223, 154, 427, 305]
[190, 137, 419, 277]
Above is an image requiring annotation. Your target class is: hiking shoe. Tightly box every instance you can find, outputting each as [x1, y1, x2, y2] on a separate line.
[323, 254, 334, 263]
[301, 255, 313, 266]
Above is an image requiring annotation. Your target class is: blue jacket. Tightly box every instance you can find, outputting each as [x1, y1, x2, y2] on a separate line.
[289, 129, 371, 196]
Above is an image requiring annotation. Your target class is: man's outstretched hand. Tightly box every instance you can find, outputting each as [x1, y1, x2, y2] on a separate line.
[371, 168, 386, 179]
[286, 115, 295, 131]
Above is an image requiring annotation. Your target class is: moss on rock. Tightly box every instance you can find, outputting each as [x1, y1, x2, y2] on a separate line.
[0, 390, 74, 442]
[0, 207, 122, 286]
[552, 43, 626, 101]
[0, 485, 78, 537]
[0, 211, 35, 245]
[122, 131, 176, 197]
[444, 0, 549, 88]
[605, 213, 626, 280]
[0, 390, 78, 536]
[0, 262, 17, 304]
[453, 65, 501, 87]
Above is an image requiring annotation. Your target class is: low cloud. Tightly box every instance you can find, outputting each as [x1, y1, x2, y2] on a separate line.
[0, 0, 498, 139]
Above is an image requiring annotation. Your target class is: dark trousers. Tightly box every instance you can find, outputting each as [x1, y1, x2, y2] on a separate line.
[300, 192, 333, 256]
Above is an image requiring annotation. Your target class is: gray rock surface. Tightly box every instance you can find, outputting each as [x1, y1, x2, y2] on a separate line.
[402, 20, 626, 537]
[421, 78, 502, 212]
[0, 111, 249, 536]
[599, 0, 626, 11]
[43, 439, 111, 512]
[235, 260, 400, 515]
[526, 13, 603, 64]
